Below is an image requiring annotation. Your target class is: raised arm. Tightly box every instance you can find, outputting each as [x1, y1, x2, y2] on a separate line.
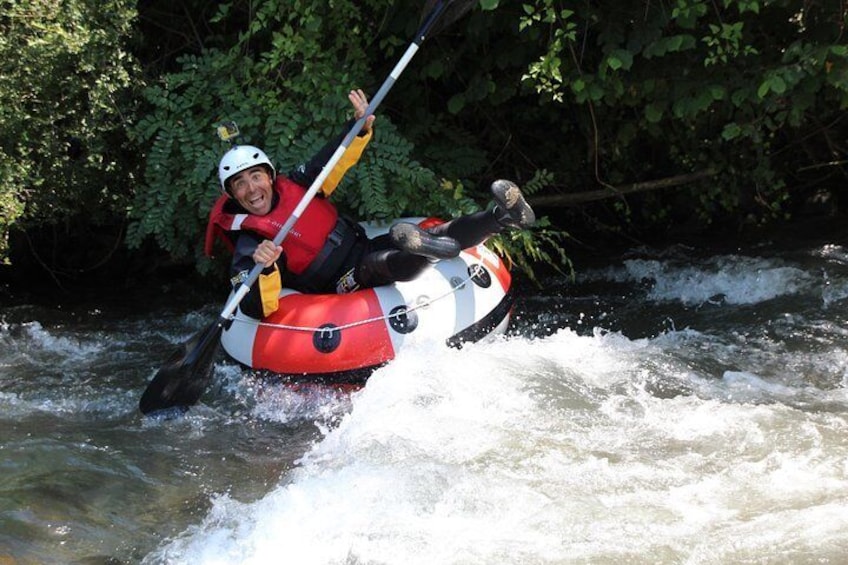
[289, 89, 376, 194]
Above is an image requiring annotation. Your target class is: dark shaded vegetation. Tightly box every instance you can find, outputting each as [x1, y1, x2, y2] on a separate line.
[1, 0, 846, 303]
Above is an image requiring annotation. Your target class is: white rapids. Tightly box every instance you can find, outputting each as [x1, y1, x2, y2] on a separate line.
[142, 245, 848, 565]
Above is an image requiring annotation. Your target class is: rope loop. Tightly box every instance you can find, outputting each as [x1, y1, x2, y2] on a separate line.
[232, 263, 487, 334]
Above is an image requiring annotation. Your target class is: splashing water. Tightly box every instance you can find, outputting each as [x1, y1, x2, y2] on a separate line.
[2, 241, 848, 564]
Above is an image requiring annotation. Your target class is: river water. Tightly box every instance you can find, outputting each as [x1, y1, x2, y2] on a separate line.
[2, 232, 848, 564]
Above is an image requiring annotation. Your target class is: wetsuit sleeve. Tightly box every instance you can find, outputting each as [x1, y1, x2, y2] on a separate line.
[231, 232, 284, 319]
[288, 120, 372, 197]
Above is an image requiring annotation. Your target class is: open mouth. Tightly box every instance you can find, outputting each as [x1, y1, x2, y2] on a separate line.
[245, 193, 267, 211]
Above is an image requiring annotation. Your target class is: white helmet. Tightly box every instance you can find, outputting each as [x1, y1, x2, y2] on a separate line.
[218, 145, 276, 193]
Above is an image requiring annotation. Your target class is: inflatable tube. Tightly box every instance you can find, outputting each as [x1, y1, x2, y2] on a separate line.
[220, 219, 513, 379]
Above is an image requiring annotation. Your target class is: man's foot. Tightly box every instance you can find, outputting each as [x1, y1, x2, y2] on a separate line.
[491, 179, 535, 229]
[390, 222, 461, 260]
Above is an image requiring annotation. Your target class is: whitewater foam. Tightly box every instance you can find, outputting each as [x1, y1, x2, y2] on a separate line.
[143, 328, 848, 564]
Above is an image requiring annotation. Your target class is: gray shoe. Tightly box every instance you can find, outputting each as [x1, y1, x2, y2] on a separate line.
[390, 222, 461, 260]
[491, 179, 535, 229]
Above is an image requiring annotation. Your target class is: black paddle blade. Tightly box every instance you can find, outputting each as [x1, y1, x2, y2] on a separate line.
[421, 0, 479, 36]
[138, 320, 225, 415]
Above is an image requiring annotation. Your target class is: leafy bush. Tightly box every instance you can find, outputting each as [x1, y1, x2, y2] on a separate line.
[0, 0, 140, 263]
[515, 0, 848, 227]
[4, 0, 846, 276]
[127, 0, 497, 274]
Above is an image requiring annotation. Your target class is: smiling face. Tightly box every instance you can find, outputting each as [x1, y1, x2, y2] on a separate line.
[228, 166, 274, 215]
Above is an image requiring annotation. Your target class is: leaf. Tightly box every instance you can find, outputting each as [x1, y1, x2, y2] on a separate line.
[757, 75, 787, 98]
[447, 93, 466, 114]
[571, 78, 586, 93]
[709, 85, 726, 100]
[424, 59, 445, 79]
[588, 82, 605, 101]
[645, 103, 664, 123]
[606, 49, 633, 71]
[722, 123, 742, 140]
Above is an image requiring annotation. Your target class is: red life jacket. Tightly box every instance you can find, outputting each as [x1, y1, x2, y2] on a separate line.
[204, 176, 338, 274]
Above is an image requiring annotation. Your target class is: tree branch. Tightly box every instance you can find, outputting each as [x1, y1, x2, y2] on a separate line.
[529, 169, 718, 207]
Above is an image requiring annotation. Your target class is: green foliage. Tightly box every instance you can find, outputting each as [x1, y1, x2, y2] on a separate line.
[487, 168, 570, 284]
[489, 217, 573, 286]
[128, 0, 557, 276]
[128, 48, 262, 266]
[3, 0, 846, 281]
[0, 0, 140, 262]
[516, 0, 848, 227]
[128, 0, 499, 273]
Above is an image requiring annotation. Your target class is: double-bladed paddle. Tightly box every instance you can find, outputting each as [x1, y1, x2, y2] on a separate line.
[139, 0, 479, 415]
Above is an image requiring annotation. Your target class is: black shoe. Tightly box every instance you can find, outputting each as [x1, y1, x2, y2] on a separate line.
[389, 222, 461, 260]
[491, 179, 535, 229]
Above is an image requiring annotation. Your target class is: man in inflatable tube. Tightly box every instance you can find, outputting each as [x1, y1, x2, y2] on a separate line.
[205, 89, 536, 319]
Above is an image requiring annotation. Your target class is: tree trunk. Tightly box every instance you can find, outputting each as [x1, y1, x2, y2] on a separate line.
[529, 169, 718, 207]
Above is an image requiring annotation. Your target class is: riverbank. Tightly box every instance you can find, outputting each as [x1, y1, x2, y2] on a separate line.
[2, 209, 846, 311]
[558, 208, 848, 267]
